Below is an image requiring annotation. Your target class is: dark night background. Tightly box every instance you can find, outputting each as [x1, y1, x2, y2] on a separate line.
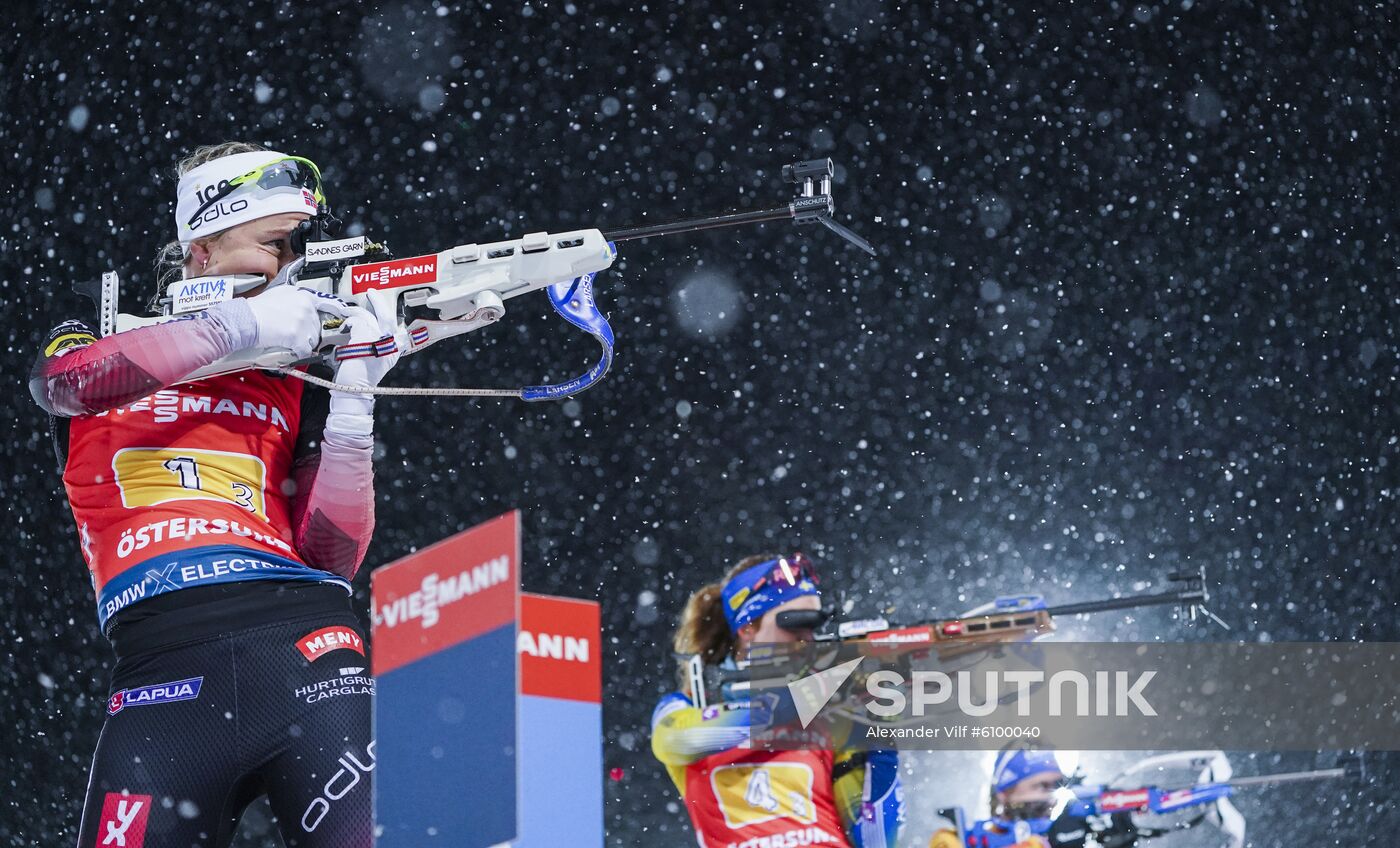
[2, 1, 1396, 845]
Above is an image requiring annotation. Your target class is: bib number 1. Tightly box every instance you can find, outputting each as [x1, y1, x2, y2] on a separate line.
[162, 456, 202, 490]
[113, 447, 268, 519]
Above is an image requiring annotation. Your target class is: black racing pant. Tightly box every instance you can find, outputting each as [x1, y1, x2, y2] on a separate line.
[77, 582, 373, 848]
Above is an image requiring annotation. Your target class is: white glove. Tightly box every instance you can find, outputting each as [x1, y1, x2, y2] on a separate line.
[321, 302, 403, 418]
[243, 284, 331, 359]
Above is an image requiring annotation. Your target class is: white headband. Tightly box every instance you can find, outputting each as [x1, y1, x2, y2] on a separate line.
[175, 150, 320, 246]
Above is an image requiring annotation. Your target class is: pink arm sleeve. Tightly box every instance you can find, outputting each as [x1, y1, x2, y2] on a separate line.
[290, 423, 376, 580]
[30, 303, 257, 417]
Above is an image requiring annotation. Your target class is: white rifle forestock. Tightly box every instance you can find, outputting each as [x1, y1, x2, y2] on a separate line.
[110, 228, 616, 381]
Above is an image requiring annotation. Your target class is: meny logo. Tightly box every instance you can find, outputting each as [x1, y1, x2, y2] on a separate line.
[297, 626, 365, 661]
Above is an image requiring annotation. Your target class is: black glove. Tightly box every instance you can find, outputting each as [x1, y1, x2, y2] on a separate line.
[1049, 812, 1139, 848]
[1047, 813, 1092, 847]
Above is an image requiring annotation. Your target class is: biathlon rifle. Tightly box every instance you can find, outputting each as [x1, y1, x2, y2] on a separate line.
[779, 565, 1227, 651]
[935, 755, 1360, 845]
[695, 567, 1228, 711]
[88, 159, 872, 401]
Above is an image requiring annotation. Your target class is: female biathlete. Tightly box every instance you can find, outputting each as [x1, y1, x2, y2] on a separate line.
[651, 553, 905, 847]
[30, 142, 398, 847]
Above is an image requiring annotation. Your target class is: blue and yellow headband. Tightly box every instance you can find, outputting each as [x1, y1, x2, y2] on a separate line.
[720, 553, 821, 633]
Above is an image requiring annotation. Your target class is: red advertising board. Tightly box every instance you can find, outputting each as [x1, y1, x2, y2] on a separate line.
[516, 593, 604, 847]
[349, 253, 440, 294]
[371, 510, 520, 676]
[519, 593, 602, 703]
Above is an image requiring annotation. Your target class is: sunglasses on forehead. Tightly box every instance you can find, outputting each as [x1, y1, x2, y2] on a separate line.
[748, 552, 821, 594]
[185, 156, 326, 229]
[750, 553, 832, 634]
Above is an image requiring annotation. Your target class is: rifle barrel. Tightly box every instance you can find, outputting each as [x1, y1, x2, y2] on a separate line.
[1044, 587, 1204, 618]
[605, 205, 797, 242]
[1225, 768, 1348, 787]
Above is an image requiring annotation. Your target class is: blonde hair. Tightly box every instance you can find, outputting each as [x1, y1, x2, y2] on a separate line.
[149, 141, 269, 311]
[672, 553, 781, 697]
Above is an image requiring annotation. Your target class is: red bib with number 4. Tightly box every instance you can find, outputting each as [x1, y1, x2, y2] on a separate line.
[681, 747, 851, 848]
